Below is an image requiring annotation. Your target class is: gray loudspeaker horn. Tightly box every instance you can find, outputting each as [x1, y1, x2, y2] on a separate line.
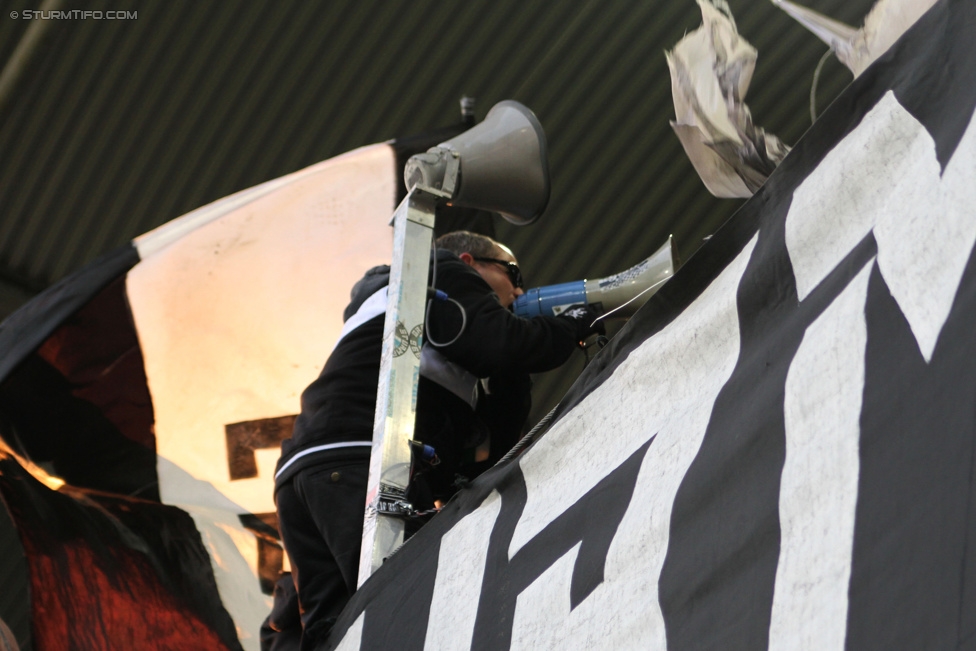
[404, 100, 550, 225]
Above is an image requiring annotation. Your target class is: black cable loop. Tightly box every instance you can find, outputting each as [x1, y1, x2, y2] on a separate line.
[424, 296, 467, 348]
[424, 239, 468, 348]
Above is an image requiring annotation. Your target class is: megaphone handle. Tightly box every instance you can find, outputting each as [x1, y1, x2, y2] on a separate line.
[579, 334, 609, 365]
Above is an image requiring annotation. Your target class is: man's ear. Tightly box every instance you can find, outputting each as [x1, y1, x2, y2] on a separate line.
[459, 252, 475, 266]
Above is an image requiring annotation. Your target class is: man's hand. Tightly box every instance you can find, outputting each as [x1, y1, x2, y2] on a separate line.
[558, 304, 605, 341]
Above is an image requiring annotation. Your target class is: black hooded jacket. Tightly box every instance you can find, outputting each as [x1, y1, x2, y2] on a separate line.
[273, 250, 583, 495]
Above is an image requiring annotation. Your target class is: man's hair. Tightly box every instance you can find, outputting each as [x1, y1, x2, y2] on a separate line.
[436, 230, 499, 257]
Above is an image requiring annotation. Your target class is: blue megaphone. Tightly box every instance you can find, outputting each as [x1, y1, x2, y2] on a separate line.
[513, 236, 676, 320]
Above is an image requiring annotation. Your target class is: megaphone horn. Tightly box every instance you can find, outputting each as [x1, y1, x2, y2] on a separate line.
[404, 100, 550, 226]
[513, 236, 677, 320]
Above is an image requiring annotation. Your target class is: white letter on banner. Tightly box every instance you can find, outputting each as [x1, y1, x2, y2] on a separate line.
[333, 611, 365, 651]
[424, 491, 503, 651]
[872, 95, 976, 362]
[770, 260, 873, 651]
[506, 236, 756, 649]
[787, 92, 976, 362]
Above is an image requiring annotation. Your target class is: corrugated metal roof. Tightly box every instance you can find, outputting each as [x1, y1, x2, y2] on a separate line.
[0, 0, 877, 416]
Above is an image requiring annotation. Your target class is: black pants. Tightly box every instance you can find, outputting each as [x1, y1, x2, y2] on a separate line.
[260, 573, 301, 651]
[275, 459, 368, 650]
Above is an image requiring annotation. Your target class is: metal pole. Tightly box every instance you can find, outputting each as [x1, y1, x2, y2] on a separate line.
[358, 189, 436, 585]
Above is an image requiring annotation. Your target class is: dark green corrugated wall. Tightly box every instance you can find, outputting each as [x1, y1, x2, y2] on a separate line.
[0, 0, 875, 416]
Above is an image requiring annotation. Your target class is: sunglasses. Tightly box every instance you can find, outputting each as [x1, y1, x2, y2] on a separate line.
[472, 257, 524, 289]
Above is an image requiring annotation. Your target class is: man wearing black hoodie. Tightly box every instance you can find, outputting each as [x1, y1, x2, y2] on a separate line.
[271, 231, 601, 648]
